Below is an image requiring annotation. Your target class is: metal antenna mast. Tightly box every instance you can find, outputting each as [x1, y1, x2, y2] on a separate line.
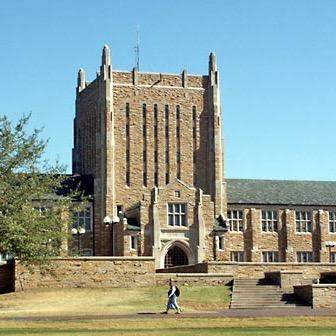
[134, 25, 140, 71]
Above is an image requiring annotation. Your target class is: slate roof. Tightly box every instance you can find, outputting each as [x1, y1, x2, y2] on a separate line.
[226, 179, 336, 206]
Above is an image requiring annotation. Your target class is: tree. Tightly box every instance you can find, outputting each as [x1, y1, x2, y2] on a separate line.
[0, 114, 79, 266]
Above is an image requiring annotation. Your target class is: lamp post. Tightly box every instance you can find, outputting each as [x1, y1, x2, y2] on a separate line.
[104, 215, 120, 256]
[325, 241, 336, 263]
[71, 227, 86, 256]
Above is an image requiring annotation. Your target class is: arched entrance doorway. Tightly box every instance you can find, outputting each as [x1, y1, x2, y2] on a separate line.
[164, 245, 188, 268]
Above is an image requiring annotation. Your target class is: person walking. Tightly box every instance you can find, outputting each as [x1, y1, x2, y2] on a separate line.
[164, 279, 182, 314]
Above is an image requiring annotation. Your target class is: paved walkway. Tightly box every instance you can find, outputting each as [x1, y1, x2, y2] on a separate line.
[1, 307, 336, 321]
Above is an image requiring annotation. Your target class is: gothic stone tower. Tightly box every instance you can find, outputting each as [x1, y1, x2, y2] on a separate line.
[73, 46, 226, 268]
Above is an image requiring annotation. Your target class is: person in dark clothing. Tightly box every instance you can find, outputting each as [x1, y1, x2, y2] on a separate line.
[164, 278, 181, 314]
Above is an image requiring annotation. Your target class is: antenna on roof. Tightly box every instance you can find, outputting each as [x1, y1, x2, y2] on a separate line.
[134, 24, 140, 71]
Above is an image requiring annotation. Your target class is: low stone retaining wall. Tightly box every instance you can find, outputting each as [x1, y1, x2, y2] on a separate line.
[265, 270, 309, 291]
[312, 284, 336, 308]
[294, 284, 336, 308]
[207, 262, 336, 282]
[15, 257, 156, 291]
[156, 263, 208, 274]
[156, 273, 233, 286]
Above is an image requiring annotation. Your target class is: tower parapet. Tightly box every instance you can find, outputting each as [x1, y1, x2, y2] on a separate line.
[100, 45, 112, 80]
[77, 68, 86, 93]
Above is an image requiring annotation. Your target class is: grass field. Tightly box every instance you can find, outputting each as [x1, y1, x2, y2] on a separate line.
[0, 285, 231, 318]
[1, 318, 336, 336]
[1, 286, 336, 335]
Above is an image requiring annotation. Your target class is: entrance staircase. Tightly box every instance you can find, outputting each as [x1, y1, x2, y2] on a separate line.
[230, 278, 309, 309]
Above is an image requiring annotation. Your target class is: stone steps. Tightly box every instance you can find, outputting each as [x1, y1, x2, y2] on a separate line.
[230, 278, 309, 309]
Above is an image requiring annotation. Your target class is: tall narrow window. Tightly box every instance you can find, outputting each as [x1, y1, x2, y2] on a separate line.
[165, 105, 170, 184]
[295, 211, 311, 233]
[192, 106, 197, 184]
[154, 104, 159, 186]
[261, 210, 278, 232]
[329, 212, 336, 233]
[125, 103, 130, 186]
[142, 103, 147, 186]
[176, 105, 181, 179]
[72, 206, 92, 232]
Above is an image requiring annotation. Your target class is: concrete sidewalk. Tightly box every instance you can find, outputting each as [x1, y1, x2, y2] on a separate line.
[1, 307, 336, 321]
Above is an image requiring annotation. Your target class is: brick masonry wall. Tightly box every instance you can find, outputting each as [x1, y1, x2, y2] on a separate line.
[15, 257, 156, 291]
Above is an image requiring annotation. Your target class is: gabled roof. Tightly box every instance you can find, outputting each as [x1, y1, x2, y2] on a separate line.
[227, 179, 336, 206]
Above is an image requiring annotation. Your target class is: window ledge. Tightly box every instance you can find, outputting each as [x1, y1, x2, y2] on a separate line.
[162, 227, 189, 232]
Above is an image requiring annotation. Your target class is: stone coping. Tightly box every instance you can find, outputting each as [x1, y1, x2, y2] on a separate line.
[279, 270, 304, 274]
[17, 257, 155, 262]
[156, 273, 233, 278]
[294, 284, 336, 288]
[208, 262, 336, 266]
[313, 284, 336, 288]
[266, 270, 303, 274]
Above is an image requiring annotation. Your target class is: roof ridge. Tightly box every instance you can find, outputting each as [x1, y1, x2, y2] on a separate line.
[226, 178, 336, 183]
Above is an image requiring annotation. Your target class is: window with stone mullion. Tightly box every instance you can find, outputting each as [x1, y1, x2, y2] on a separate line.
[227, 210, 244, 232]
[261, 210, 278, 232]
[262, 251, 279, 262]
[168, 203, 187, 227]
[295, 211, 312, 233]
[331, 252, 336, 263]
[73, 207, 92, 231]
[329, 211, 336, 233]
[231, 251, 244, 262]
[297, 251, 313, 263]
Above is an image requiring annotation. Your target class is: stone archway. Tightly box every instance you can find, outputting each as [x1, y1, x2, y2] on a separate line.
[164, 245, 189, 268]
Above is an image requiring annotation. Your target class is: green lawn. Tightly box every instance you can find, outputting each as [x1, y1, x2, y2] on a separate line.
[0, 285, 231, 318]
[1, 318, 336, 336]
[1, 286, 336, 335]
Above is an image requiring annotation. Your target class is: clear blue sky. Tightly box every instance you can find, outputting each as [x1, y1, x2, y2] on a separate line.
[1, 0, 336, 180]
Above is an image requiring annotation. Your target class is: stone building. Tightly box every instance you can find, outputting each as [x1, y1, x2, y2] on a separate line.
[72, 46, 336, 268]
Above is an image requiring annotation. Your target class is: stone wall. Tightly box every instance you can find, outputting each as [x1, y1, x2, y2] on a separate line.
[156, 273, 233, 286]
[225, 206, 336, 264]
[156, 263, 208, 274]
[73, 47, 225, 262]
[265, 270, 308, 291]
[294, 284, 336, 308]
[207, 262, 336, 282]
[15, 257, 155, 291]
[312, 284, 336, 308]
